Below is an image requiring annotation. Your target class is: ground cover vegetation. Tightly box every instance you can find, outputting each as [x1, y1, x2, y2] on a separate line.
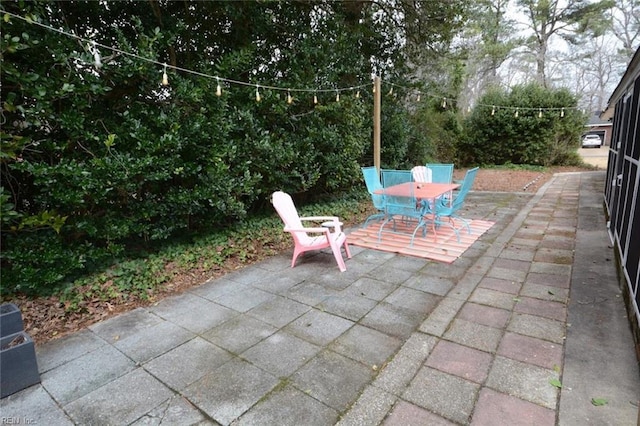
[0, 0, 614, 320]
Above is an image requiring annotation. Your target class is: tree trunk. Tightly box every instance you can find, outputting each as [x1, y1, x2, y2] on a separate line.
[536, 36, 548, 87]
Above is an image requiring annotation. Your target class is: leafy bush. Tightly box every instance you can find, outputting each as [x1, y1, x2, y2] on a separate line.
[0, 4, 374, 296]
[408, 102, 460, 165]
[2, 230, 123, 296]
[459, 84, 586, 166]
[55, 193, 368, 312]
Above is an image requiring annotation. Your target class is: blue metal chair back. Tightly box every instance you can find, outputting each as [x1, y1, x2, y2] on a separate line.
[432, 167, 479, 242]
[426, 163, 454, 184]
[450, 167, 479, 213]
[361, 166, 384, 210]
[381, 169, 419, 218]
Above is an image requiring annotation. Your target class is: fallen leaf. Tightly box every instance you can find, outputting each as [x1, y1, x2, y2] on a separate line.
[591, 398, 608, 406]
[549, 378, 562, 389]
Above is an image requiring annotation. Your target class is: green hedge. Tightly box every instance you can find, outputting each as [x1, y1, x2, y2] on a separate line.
[459, 84, 586, 166]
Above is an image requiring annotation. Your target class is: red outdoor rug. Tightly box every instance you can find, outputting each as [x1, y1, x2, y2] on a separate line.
[347, 217, 495, 263]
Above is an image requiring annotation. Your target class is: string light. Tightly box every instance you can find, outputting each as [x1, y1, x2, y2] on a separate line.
[287, 91, 293, 104]
[391, 84, 578, 118]
[335, 91, 340, 102]
[1, 11, 371, 101]
[216, 78, 222, 96]
[313, 93, 318, 105]
[255, 85, 261, 102]
[388, 87, 393, 96]
[161, 63, 169, 86]
[355, 90, 360, 99]
[2, 10, 580, 113]
[403, 87, 576, 118]
[90, 41, 102, 69]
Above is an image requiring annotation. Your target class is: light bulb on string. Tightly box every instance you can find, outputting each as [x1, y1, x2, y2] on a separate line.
[442, 98, 447, 109]
[514, 109, 519, 118]
[91, 41, 102, 69]
[416, 94, 421, 102]
[467, 105, 471, 113]
[313, 92, 318, 105]
[161, 63, 169, 86]
[538, 108, 542, 118]
[2, 9, 401, 108]
[336, 91, 340, 102]
[491, 105, 496, 116]
[560, 108, 565, 118]
[355, 90, 360, 99]
[287, 91, 293, 104]
[388, 87, 393, 96]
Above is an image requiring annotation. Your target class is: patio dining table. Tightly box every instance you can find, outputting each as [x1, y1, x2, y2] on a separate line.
[374, 182, 460, 243]
[376, 182, 459, 203]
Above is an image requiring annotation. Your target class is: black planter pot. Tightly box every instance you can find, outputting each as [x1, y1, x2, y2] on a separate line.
[0, 303, 24, 337]
[0, 331, 40, 398]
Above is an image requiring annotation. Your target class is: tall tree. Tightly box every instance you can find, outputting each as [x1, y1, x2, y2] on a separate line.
[517, 0, 615, 87]
[474, 0, 520, 83]
[459, 0, 522, 110]
[609, 0, 640, 60]
[563, 35, 628, 111]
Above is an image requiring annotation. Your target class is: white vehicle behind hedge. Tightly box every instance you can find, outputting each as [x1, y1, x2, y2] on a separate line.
[582, 134, 602, 148]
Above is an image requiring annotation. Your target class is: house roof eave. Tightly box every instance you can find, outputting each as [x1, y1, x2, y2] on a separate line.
[601, 47, 640, 121]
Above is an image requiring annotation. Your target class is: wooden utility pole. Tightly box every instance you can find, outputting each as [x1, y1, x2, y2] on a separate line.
[373, 76, 381, 172]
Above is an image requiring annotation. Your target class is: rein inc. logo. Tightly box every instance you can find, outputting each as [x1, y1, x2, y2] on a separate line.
[1, 418, 36, 425]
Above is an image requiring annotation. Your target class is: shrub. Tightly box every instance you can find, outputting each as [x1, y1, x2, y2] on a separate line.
[459, 84, 586, 166]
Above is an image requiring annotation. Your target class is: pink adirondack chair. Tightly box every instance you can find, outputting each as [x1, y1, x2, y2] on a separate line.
[271, 191, 351, 272]
[411, 165, 432, 183]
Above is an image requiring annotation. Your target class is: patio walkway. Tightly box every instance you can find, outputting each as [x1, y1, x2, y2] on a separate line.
[1, 171, 638, 425]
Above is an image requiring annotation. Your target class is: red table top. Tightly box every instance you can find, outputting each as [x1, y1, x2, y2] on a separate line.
[375, 182, 459, 199]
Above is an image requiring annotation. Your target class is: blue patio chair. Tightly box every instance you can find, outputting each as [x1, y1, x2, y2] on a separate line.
[421, 163, 455, 209]
[361, 166, 386, 228]
[378, 169, 431, 245]
[433, 167, 479, 242]
[426, 163, 454, 184]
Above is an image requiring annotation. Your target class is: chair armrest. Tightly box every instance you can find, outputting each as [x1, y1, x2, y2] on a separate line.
[284, 226, 331, 234]
[299, 216, 343, 232]
[299, 216, 340, 222]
